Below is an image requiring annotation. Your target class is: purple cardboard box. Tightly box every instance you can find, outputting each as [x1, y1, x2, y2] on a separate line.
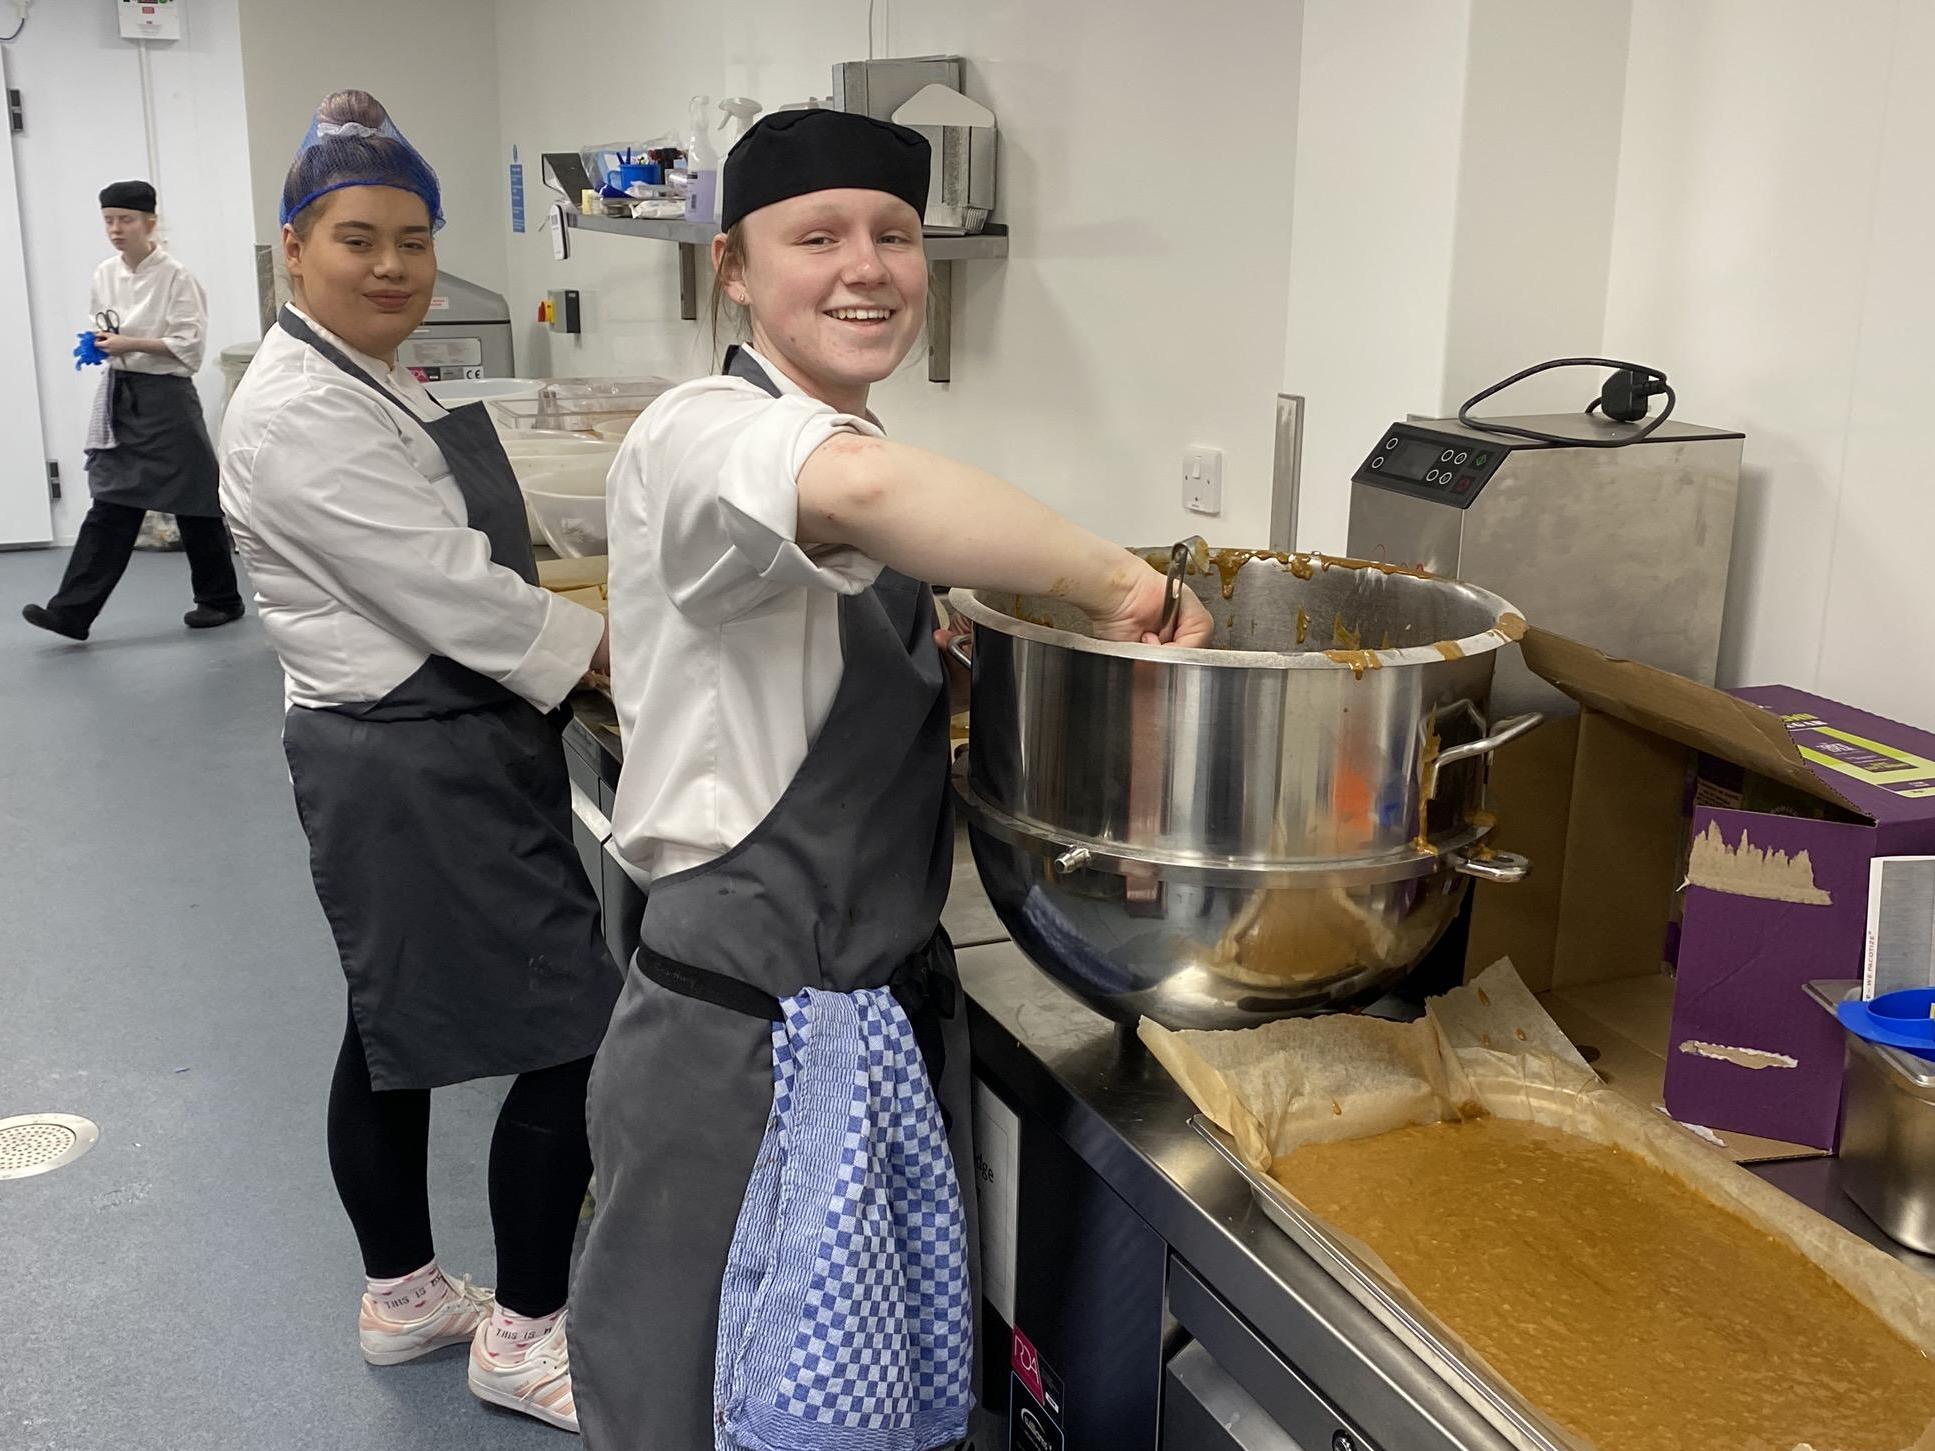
[1663, 687, 1935, 1149]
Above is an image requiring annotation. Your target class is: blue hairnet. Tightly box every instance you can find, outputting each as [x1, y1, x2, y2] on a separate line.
[279, 99, 442, 229]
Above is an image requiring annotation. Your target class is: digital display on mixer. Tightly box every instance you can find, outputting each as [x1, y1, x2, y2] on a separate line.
[1379, 438, 1440, 481]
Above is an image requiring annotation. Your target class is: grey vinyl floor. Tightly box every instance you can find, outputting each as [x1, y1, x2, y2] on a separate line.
[1, 547, 566, 1451]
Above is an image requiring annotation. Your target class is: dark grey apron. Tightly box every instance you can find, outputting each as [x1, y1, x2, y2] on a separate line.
[86, 369, 222, 517]
[571, 346, 979, 1450]
[276, 306, 618, 1092]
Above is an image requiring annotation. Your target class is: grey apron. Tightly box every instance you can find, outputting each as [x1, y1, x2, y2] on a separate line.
[571, 346, 979, 1450]
[85, 369, 222, 517]
[277, 307, 618, 1092]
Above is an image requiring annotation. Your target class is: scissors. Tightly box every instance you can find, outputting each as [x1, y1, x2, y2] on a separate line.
[94, 309, 121, 334]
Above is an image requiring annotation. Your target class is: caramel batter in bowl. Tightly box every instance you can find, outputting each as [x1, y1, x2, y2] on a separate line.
[1271, 1118, 1935, 1451]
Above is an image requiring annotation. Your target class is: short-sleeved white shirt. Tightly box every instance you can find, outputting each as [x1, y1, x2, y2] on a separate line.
[605, 346, 884, 882]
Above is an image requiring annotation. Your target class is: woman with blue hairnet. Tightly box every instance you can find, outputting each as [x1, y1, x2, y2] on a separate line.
[219, 89, 616, 1432]
[21, 180, 244, 641]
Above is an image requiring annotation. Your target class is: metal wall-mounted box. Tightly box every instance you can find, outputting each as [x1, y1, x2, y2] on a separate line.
[832, 56, 964, 123]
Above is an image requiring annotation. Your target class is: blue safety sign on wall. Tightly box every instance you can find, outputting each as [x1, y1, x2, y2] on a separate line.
[510, 147, 526, 234]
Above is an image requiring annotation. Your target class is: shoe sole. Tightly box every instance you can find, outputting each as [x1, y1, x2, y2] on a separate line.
[361, 1329, 478, 1366]
[185, 615, 244, 630]
[469, 1373, 579, 1433]
[23, 612, 87, 642]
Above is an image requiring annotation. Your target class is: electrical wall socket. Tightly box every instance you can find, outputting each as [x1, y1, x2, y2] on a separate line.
[1183, 446, 1223, 515]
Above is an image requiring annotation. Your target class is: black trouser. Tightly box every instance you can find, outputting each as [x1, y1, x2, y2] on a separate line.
[326, 1010, 596, 1318]
[44, 500, 243, 628]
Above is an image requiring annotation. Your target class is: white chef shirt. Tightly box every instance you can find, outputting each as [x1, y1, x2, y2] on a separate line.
[606, 346, 885, 882]
[219, 306, 604, 713]
[90, 247, 206, 376]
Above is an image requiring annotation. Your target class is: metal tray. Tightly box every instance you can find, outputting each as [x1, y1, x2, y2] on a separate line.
[1190, 1115, 1580, 1451]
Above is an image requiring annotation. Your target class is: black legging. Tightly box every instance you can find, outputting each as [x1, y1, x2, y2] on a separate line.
[326, 1010, 594, 1317]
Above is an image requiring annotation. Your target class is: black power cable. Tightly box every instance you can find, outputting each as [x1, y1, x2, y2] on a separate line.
[1456, 356, 1676, 448]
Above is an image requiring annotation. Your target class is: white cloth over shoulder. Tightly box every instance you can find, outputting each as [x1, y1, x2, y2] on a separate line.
[605, 345, 885, 882]
[219, 306, 603, 713]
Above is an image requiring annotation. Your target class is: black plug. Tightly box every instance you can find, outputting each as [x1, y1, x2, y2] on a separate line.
[1598, 368, 1667, 423]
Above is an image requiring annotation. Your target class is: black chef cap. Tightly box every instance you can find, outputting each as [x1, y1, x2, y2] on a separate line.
[99, 180, 157, 213]
[721, 108, 928, 232]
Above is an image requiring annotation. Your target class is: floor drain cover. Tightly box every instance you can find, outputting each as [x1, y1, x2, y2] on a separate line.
[0, 1113, 100, 1180]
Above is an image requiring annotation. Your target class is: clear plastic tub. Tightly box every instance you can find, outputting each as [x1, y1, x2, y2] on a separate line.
[488, 376, 674, 434]
[429, 377, 540, 405]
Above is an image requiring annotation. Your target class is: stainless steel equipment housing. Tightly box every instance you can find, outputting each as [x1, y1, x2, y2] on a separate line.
[832, 55, 964, 122]
[909, 117, 994, 235]
[396, 270, 514, 383]
[949, 551, 1535, 1029]
[1346, 414, 1743, 719]
[1813, 981, 1935, 1254]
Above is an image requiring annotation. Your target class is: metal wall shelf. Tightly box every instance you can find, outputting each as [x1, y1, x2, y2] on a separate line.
[562, 210, 1008, 382]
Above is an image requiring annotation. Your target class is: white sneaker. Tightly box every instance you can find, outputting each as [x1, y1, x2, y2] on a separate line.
[358, 1273, 494, 1366]
[469, 1313, 578, 1433]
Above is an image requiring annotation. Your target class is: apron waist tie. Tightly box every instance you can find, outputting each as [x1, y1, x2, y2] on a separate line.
[634, 932, 957, 1098]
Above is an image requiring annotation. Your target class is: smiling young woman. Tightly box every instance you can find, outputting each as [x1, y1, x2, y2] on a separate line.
[216, 89, 616, 1434]
[571, 106, 1214, 1451]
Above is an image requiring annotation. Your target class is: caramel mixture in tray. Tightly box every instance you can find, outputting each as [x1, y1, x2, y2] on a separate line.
[1270, 1117, 1935, 1451]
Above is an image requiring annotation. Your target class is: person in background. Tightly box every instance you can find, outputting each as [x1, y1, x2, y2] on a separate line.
[22, 181, 244, 641]
[570, 107, 1214, 1449]
[219, 90, 617, 1434]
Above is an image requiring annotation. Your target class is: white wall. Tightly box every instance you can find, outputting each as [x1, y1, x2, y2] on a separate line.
[492, 0, 1303, 546]
[236, 0, 508, 298]
[0, 41, 52, 546]
[1603, 0, 1935, 726]
[7, 0, 258, 544]
[1281, 0, 1634, 552]
[1280, 0, 1472, 552]
[1441, 0, 1632, 412]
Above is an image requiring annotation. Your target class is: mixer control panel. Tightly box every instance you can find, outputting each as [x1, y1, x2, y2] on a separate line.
[1352, 424, 1509, 508]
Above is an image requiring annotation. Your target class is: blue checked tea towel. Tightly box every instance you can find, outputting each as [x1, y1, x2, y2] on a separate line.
[714, 986, 973, 1451]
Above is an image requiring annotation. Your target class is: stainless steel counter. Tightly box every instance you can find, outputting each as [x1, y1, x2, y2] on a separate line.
[563, 694, 1930, 1449]
[956, 936, 1933, 1450]
[961, 937, 1517, 1451]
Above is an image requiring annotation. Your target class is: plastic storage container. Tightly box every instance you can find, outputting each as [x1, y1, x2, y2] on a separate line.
[487, 377, 674, 435]
[428, 376, 540, 405]
[1811, 980, 1935, 1254]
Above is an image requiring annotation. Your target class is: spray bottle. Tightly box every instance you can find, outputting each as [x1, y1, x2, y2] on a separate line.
[718, 97, 763, 148]
[683, 95, 720, 225]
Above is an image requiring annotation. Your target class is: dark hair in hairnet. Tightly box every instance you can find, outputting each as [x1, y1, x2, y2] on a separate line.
[280, 90, 442, 232]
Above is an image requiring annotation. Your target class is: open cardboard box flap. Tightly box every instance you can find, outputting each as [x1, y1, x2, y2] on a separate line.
[1519, 629, 1859, 815]
[1472, 629, 1892, 1162]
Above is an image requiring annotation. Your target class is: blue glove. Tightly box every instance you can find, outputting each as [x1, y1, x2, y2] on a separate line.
[74, 330, 109, 369]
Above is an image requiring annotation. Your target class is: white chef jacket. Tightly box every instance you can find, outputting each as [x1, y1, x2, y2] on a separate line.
[606, 346, 885, 882]
[90, 247, 205, 376]
[219, 306, 604, 714]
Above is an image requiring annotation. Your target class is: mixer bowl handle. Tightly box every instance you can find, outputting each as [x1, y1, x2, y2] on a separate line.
[1454, 849, 1531, 884]
[1430, 712, 1544, 790]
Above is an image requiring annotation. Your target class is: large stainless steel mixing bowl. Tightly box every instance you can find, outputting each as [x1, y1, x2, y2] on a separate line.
[948, 549, 1537, 1029]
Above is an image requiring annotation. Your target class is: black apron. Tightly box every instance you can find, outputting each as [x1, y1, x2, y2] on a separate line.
[86, 369, 222, 517]
[570, 346, 979, 1449]
[276, 307, 618, 1091]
